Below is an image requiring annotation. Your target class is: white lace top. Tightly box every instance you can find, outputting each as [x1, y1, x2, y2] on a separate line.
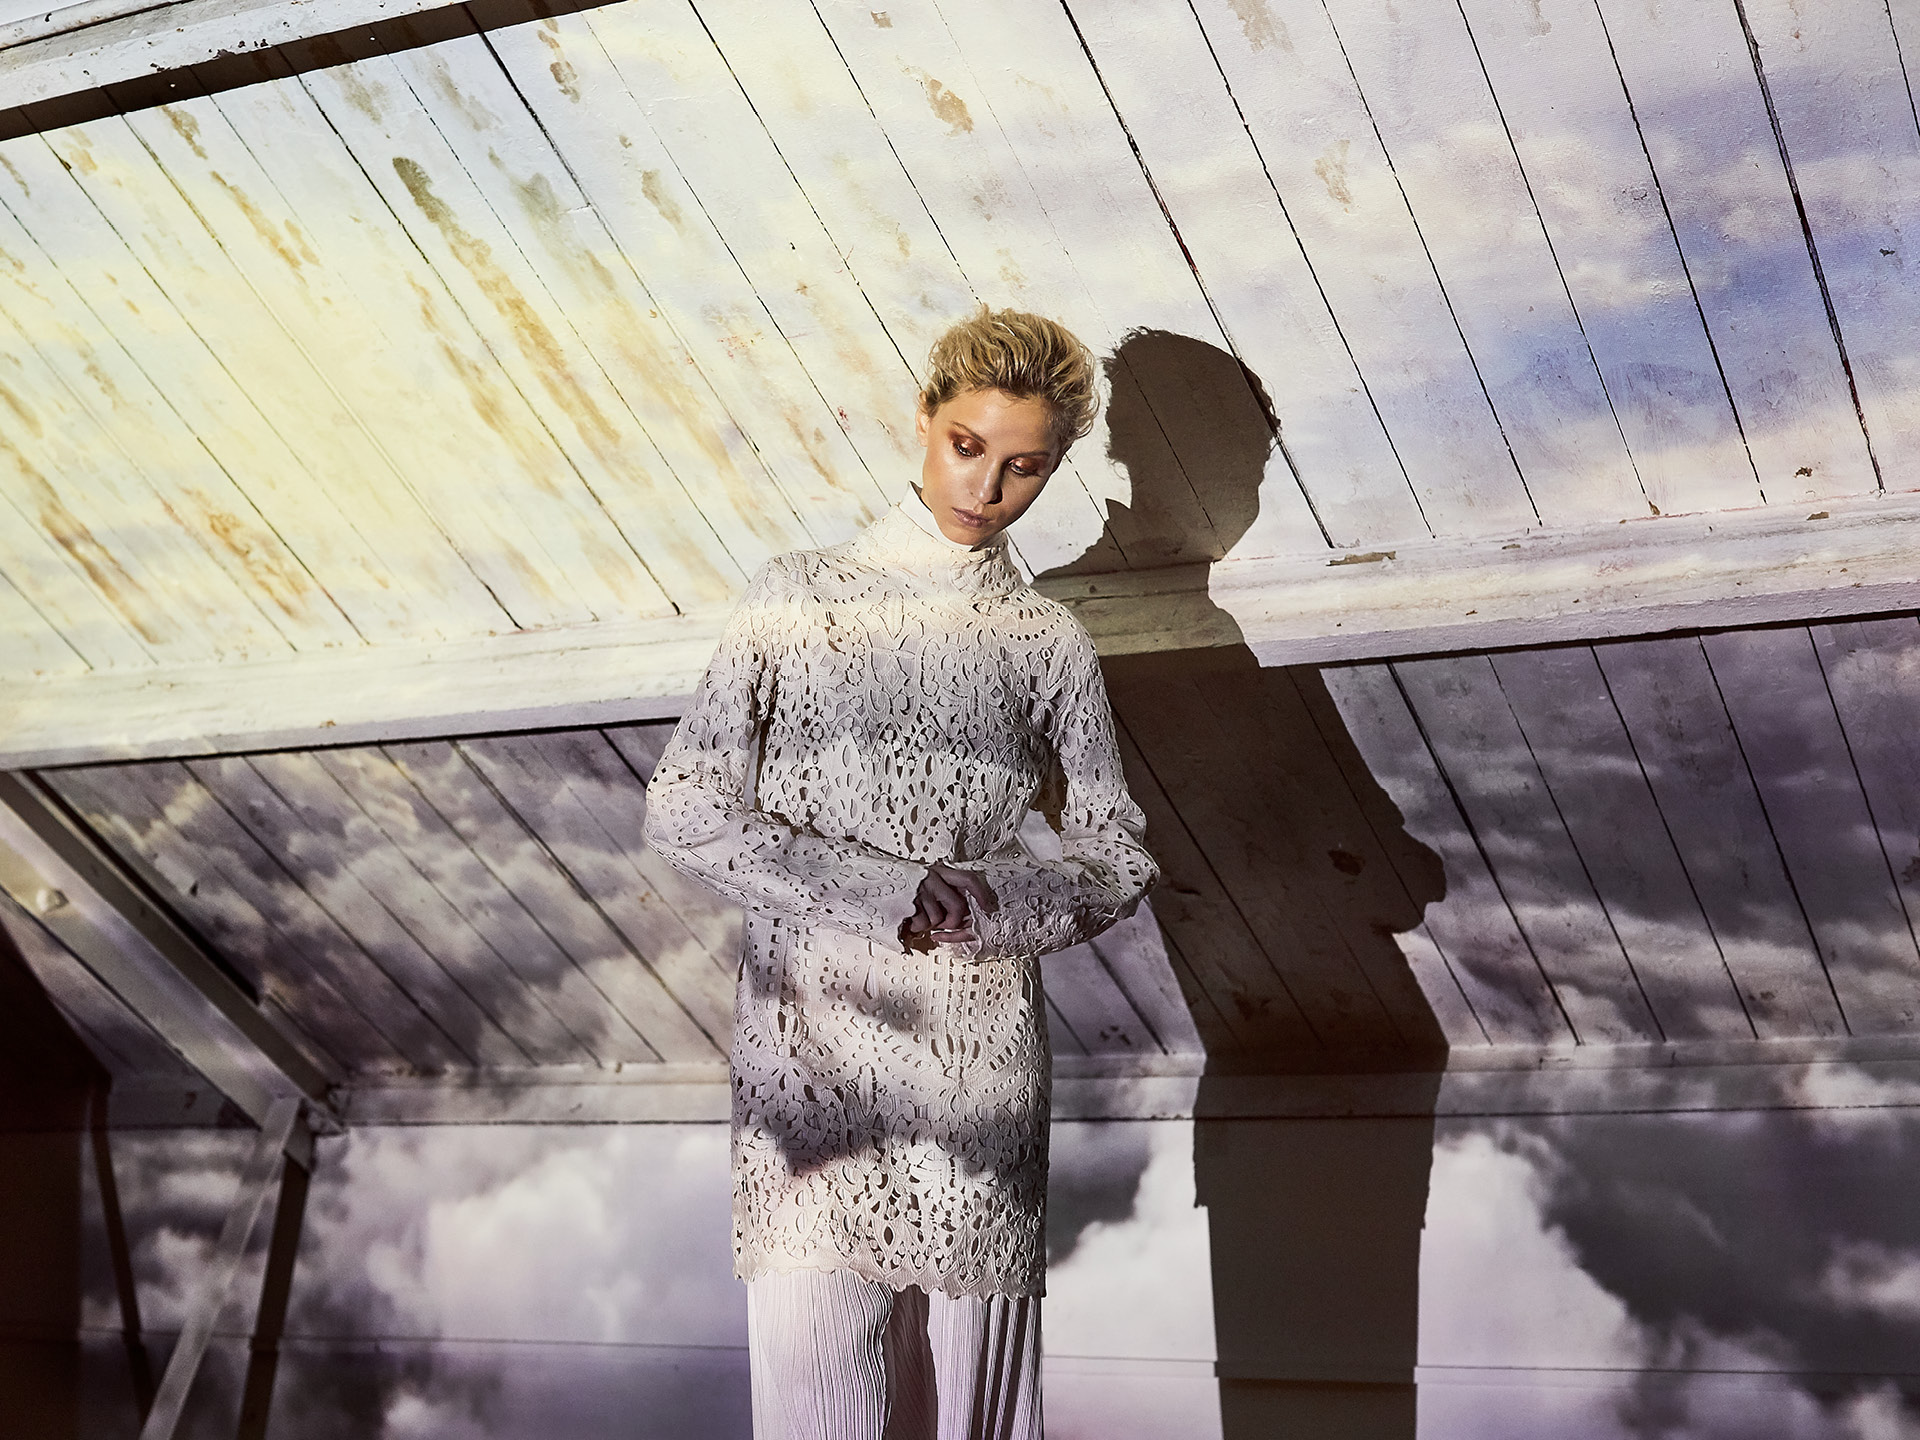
[642, 491, 1158, 1298]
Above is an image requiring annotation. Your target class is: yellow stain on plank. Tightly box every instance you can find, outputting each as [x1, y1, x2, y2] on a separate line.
[904, 67, 974, 133]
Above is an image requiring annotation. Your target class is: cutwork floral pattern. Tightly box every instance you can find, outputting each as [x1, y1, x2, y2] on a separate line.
[643, 498, 1157, 1298]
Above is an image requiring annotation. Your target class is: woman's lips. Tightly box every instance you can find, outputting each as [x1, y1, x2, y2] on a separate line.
[951, 507, 992, 530]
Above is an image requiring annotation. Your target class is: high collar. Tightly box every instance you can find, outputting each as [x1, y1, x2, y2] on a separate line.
[846, 491, 1024, 597]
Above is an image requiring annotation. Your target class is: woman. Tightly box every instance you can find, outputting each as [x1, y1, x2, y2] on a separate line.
[642, 308, 1159, 1440]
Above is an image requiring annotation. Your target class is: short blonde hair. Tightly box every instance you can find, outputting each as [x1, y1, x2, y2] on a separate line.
[918, 307, 1100, 446]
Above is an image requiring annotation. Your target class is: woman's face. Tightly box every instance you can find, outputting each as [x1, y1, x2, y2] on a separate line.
[914, 387, 1065, 546]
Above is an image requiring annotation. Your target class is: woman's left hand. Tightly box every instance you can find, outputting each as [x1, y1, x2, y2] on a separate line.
[901, 863, 999, 949]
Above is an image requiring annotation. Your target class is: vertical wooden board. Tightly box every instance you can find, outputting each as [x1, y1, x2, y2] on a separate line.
[300, 44, 818, 581]
[1695, 627, 1906, 1030]
[1321, 0, 1648, 527]
[43, 763, 421, 1071]
[553, 5, 927, 490]
[458, 733, 732, 1050]
[1108, 656, 1399, 1048]
[1488, 647, 1752, 1040]
[384, 739, 713, 1062]
[207, 78, 740, 615]
[0, 563, 87, 679]
[245, 751, 590, 1066]
[1108, 715, 1312, 1056]
[1811, 619, 1920, 988]
[1455, 0, 1762, 517]
[487, 15, 903, 527]
[1182, 0, 1538, 537]
[125, 94, 675, 632]
[385, 28, 883, 547]
[0, 298, 293, 665]
[1593, 0, 1878, 501]
[10, 125, 513, 644]
[732, 0, 1134, 573]
[314, 745, 657, 1065]
[1063, 0, 1419, 556]
[0, 894, 195, 1079]
[1704, 628, 1920, 1032]
[0, 216, 358, 657]
[1320, 663, 1569, 1045]
[1594, 636, 1844, 1038]
[1392, 656, 1661, 1042]
[184, 754, 528, 1067]
[1741, 0, 1920, 490]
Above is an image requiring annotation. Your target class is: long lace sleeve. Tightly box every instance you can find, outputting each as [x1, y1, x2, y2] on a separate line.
[642, 559, 926, 946]
[963, 625, 1159, 964]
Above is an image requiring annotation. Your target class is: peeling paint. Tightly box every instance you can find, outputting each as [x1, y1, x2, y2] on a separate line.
[904, 68, 974, 134]
[1227, 0, 1291, 52]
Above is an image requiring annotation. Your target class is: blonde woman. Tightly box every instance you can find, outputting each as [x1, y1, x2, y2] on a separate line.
[643, 309, 1159, 1440]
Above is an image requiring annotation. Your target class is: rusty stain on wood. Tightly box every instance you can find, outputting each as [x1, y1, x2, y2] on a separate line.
[905, 68, 974, 133]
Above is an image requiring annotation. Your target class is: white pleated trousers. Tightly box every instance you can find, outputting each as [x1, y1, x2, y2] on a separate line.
[746, 1269, 1042, 1440]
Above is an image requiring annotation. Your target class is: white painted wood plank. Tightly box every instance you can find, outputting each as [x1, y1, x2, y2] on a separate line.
[382, 739, 709, 1063]
[1702, 627, 1920, 1033]
[1321, 663, 1569, 1046]
[1392, 655, 1660, 1042]
[125, 88, 678, 630]
[1183, 0, 1539, 537]
[0, 200, 359, 657]
[1320, 0, 1646, 528]
[185, 754, 529, 1067]
[1488, 646, 1753, 1040]
[1064, 0, 1414, 556]
[457, 732, 731, 1054]
[1741, 0, 1920, 490]
[1082, 903, 1207, 1059]
[0, 127, 506, 643]
[247, 750, 594, 1067]
[200, 72, 743, 615]
[1454, 0, 1763, 518]
[1593, 0, 1878, 501]
[0, 282, 295, 664]
[487, 15, 900, 529]
[12, 489, 1920, 767]
[724, 0, 1127, 574]
[1042, 942, 1158, 1058]
[1593, 635, 1844, 1038]
[314, 744, 659, 1066]
[301, 39, 820, 582]
[0, 562, 86, 678]
[1811, 619, 1920, 1007]
[46, 762, 431, 1070]
[560, 4, 926, 500]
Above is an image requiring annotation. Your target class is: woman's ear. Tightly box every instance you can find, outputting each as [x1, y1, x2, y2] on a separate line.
[914, 402, 933, 448]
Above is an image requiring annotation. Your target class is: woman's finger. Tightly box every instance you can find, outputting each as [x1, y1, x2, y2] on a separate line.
[932, 864, 998, 917]
[918, 871, 964, 932]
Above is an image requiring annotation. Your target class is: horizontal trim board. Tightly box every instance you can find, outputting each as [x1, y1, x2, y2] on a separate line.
[7, 493, 1920, 769]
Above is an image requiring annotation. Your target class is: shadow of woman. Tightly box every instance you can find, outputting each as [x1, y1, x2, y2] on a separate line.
[1036, 330, 1451, 1438]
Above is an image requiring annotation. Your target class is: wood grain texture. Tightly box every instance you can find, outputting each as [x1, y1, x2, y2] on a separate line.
[1454, 0, 1764, 517]
[1704, 626, 1920, 1033]
[1322, 662, 1571, 1046]
[1740, 0, 1920, 489]
[1392, 654, 1660, 1043]
[1594, 0, 1878, 502]
[1488, 646, 1752, 1040]
[1594, 635, 1845, 1038]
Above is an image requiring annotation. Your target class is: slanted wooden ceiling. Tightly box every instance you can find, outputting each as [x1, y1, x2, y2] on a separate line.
[0, 0, 1917, 761]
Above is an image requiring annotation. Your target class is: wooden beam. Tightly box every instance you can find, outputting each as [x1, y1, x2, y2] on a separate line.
[0, 0, 458, 106]
[0, 772, 335, 1150]
[2, 491, 1917, 768]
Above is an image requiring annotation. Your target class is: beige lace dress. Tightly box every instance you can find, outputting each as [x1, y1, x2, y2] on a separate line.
[642, 490, 1158, 1299]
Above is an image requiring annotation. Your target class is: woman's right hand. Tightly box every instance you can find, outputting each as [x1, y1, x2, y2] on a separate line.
[900, 863, 999, 949]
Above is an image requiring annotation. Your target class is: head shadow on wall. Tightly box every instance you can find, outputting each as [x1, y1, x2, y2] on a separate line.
[1038, 330, 1451, 1440]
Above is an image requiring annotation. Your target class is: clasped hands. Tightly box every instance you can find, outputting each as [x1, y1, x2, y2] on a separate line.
[899, 862, 999, 952]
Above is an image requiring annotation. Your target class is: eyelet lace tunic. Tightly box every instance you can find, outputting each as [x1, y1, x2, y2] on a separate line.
[642, 492, 1158, 1299]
